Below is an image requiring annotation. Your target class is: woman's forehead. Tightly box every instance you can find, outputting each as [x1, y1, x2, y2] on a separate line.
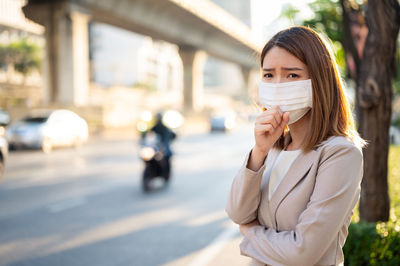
[262, 47, 306, 69]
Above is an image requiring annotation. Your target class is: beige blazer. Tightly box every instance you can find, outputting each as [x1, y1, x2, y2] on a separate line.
[226, 135, 363, 266]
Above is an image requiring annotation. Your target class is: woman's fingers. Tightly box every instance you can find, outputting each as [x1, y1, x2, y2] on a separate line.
[256, 115, 278, 129]
[261, 106, 282, 118]
[256, 111, 289, 134]
[255, 123, 283, 136]
[256, 107, 283, 128]
[277, 112, 290, 129]
[283, 112, 290, 124]
[255, 123, 273, 133]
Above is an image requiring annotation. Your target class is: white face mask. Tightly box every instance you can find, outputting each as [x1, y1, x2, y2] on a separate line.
[258, 79, 313, 124]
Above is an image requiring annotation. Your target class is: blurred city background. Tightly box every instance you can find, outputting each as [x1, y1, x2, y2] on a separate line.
[0, 0, 399, 265]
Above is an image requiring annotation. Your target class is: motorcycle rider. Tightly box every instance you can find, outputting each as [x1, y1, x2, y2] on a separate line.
[141, 112, 176, 179]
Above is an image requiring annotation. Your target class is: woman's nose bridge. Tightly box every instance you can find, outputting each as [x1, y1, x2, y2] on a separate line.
[274, 72, 283, 83]
[269, 68, 285, 83]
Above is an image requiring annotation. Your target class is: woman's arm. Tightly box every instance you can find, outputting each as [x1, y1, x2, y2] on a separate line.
[226, 107, 288, 224]
[239, 144, 363, 266]
[247, 146, 268, 171]
[225, 149, 268, 224]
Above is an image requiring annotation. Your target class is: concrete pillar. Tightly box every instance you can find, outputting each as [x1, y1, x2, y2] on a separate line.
[23, 1, 90, 106]
[178, 47, 207, 112]
[71, 11, 90, 105]
[241, 67, 259, 102]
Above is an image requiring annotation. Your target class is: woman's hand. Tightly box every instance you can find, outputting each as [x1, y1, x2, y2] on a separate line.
[254, 106, 289, 154]
[240, 220, 260, 236]
[247, 107, 289, 171]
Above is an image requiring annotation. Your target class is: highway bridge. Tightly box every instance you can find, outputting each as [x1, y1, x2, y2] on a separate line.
[23, 0, 262, 111]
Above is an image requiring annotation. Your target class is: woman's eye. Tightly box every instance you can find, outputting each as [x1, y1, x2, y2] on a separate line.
[288, 73, 299, 78]
[263, 73, 273, 78]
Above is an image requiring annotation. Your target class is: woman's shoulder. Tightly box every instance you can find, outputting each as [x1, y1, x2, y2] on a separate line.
[317, 135, 361, 148]
[316, 135, 363, 159]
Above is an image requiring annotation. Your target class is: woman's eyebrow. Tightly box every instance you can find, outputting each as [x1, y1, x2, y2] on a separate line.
[282, 67, 303, 71]
[262, 67, 304, 71]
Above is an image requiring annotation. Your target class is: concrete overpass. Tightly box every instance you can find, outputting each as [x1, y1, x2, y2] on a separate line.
[23, 0, 262, 111]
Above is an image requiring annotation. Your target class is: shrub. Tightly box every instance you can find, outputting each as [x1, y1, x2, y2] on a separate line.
[344, 221, 400, 265]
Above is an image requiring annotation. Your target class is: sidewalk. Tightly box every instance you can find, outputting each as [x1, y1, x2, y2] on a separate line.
[163, 222, 253, 266]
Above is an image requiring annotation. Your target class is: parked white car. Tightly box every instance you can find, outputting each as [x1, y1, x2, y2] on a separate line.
[209, 110, 236, 132]
[6, 109, 88, 153]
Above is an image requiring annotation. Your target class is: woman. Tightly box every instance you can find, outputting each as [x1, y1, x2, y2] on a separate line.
[226, 26, 365, 266]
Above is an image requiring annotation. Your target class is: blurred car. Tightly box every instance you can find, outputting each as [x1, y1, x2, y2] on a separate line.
[0, 109, 10, 176]
[6, 109, 88, 153]
[209, 111, 236, 132]
[0, 131, 8, 177]
[0, 109, 10, 127]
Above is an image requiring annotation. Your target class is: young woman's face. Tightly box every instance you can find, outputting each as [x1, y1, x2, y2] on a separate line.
[262, 46, 309, 83]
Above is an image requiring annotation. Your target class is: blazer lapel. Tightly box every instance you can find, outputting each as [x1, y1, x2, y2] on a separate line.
[269, 148, 318, 225]
[259, 147, 281, 228]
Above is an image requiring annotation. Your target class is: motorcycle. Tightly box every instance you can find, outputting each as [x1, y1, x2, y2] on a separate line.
[139, 132, 171, 192]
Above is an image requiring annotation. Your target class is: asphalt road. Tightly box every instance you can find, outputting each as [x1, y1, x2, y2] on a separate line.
[0, 125, 256, 266]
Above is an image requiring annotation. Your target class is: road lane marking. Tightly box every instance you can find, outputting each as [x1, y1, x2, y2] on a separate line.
[47, 197, 86, 213]
[188, 222, 239, 266]
[0, 179, 134, 220]
[41, 206, 189, 256]
[184, 210, 227, 227]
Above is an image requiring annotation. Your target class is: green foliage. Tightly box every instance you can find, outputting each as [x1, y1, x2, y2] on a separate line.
[332, 40, 347, 76]
[280, 0, 347, 75]
[344, 221, 400, 266]
[0, 38, 41, 75]
[132, 81, 156, 92]
[303, 0, 343, 43]
[280, 4, 301, 25]
[393, 116, 400, 130]
[395, 39, 400, 95]
[0, 45, 16, 66]
[279, 0, 343, 44]
[303, 0, 348, 74]
[343, 222, 379, 265]
[394, 80, 400, 96]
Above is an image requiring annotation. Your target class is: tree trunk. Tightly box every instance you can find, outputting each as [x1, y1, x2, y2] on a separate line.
[358, 0, 400, 222]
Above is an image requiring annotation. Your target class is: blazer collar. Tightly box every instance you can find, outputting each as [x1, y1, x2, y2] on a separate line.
[268, 135, 319, 225]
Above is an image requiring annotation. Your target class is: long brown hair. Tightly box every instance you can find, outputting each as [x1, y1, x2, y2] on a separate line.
[260, 26, 365, 151]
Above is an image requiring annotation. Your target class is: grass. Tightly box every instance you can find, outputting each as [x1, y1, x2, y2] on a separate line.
[388, 145, 400, 221]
